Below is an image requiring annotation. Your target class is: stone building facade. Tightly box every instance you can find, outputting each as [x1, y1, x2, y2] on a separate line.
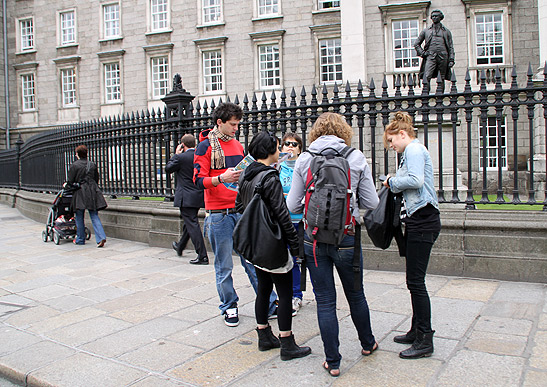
[1, 0, 545, 182]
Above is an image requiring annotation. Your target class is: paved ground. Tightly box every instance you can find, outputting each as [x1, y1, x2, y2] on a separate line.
[0, 204, 546, 387]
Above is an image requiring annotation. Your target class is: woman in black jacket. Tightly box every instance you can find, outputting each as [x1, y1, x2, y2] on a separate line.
[67, 145, 108, 247]
[235, 131, 311, 361]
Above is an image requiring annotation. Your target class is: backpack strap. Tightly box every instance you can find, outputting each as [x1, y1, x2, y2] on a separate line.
[352, 223, 362, 291]
[253, 169, 277, 195]
[297, 220, 306, 291]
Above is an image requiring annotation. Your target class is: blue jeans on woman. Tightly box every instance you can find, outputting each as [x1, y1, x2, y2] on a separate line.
[305, 233, 375, 369]
[74, 209, 106, 244]
[204, 212, 277, 315]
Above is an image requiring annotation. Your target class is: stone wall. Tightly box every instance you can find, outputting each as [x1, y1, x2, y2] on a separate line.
[2, 188, 545, 283]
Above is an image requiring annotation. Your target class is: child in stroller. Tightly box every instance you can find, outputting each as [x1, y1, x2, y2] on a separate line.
[42, 186, 90, 245]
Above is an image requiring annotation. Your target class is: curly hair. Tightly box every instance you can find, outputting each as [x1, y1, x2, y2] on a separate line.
[383, 111, 416, 148]
[309, 112, 353, 146]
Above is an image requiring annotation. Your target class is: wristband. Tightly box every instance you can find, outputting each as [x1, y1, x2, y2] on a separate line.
[218, 174, 224, 184]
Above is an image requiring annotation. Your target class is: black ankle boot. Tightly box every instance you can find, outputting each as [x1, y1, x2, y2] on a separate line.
[394, 328, 416, 344]
[399, 329, 434, 359]
[256, 326, 280, 351]
[279, 334, 311, 361]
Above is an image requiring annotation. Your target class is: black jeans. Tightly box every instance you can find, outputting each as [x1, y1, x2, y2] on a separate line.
[255, 267, 293, 332]
[405, 231, 439, 333]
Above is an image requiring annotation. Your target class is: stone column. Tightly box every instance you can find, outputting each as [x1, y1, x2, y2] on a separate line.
[532, 0, 546, 177]
[340, 0, 366, 84]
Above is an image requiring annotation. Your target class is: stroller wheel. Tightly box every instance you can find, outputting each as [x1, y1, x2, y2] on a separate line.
[85, 227, 91, 240]
[42, 230, 49, 242]
[53, 231, 61, 245]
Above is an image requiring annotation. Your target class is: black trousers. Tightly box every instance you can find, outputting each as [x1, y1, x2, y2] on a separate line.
[176, 206, 208, 259]
[405, 231, 439, 333]
[255, 267, 293, 332]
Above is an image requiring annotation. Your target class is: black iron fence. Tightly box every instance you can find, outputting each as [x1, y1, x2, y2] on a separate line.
[1, 66, 546, 210]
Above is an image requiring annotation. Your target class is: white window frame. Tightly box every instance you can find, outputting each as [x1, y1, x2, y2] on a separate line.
[254, 0, 281, 20]
[258, 44, 281, 90]
[148, 0, 171, 33]
[104, 62, 122, 103]
[58, 10, 77, 47]
[392, 19, 420, 71]
[462, 0, 513, 69]
[319, 38, 342, 84]
[250, 30, 285, 91]
[475, 11, 505, 66]
[60, 67, 78, 108]
[21, 73, 36, 112]
[479, 116, 507, 170]
[203, 50, 223, 93]
[201, 0, 223, 25]
[194, 36, 227, 97]
[17, 17, 35, 52]
[150, 56, 170, 98]
[318, 0, 340, 10]
[102, 2, 122, 40]
[144, 44, 173, 103]
[310, 23, 342, 85]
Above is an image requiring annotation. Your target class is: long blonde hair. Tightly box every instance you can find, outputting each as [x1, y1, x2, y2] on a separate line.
[383, 111, 416, 148]
[309, 112, 353, 146]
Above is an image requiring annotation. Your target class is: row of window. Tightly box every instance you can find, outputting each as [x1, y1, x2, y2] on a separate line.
[17, 0, 339, 52]
[18, 35, 341, 113]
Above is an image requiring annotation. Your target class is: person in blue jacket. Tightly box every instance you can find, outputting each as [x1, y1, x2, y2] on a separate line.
[279, 133, 304, 314]
[383, 111, 441, 359]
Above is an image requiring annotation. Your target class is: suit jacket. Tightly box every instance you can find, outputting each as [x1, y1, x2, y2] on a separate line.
[165, 149, 205, 208]
[414, 23, 455, 80]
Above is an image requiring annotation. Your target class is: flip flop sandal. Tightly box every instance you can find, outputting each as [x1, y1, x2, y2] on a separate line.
[323, 361, 340, 377]
[361, 342, 379, 356]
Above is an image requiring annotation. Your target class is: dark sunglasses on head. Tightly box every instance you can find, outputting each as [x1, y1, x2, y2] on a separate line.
[283, 141, 299, 147]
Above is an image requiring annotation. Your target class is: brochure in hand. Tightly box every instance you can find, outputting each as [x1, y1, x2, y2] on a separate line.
[224, 154, 255, 191]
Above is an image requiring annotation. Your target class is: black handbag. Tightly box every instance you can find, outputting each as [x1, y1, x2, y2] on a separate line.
[363, 186, 396, 249]
[233, 171, 288, 270]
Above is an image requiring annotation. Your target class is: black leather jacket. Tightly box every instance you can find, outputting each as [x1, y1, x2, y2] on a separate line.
[235, 162, 299, 257]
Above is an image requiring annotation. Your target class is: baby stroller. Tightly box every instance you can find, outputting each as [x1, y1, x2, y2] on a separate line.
[42, 186, 91, 245]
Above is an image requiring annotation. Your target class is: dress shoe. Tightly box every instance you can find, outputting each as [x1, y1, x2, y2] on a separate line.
[189, 256, 209, 265]
[172, 241, 182, 256]
[97, 239, 106, 248]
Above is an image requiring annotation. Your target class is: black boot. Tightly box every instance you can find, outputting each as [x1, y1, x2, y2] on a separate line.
[279, 334, 311, 361]
[394, 328, 416, 344]
[189, 256, 209, 265]
[256, 326, 280, 351]
[399, 329, 434, 359]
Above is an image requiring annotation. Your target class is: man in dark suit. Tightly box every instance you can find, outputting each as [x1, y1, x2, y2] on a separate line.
[166, 134, 209, 264]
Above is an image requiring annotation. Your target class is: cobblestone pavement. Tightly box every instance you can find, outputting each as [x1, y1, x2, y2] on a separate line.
[0, 205, 545, 387]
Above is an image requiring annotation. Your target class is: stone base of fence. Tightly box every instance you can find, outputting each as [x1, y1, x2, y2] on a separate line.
[1, 188, 545, 283]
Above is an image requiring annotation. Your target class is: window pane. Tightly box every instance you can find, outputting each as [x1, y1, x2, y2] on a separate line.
[104, 4, 120, 38]
[105, 63, 121, 102]
[259, 44, 280, 88]
[479, 117, 507, 169]
[319, 38, 342, 83]
[61, 68, 77, 107]
[258, 0, 279, 16]
[392, 19, 419, 69]
[475, 12, 504, 65]
[20, 19, 34, 50]
[60, 11, 75, 45]
[203, 0, 221, 24]
[151, 56, 169, 98]
[21, 74, 36, 111]
[151, 0, 168, 30]
[318, 0, 340, 9]
[203, 50, 223, 92]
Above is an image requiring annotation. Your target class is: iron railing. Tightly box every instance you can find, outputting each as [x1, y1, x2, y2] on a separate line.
[1, 65, 546, 210]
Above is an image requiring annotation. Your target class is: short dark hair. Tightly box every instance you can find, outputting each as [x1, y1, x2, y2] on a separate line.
[75, 145, 88, 159]
[181, 133, 196, 148]
[281, 132, 303, 150]
[212, 102, 243, 124]
[248, 131, 278, 160]
[431, 9, 444, 20]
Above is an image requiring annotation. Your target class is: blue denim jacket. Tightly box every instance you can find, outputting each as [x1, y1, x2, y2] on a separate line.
[388, 139, 438, 216]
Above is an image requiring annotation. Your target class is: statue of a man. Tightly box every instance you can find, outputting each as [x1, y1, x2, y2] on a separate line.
[414, 9, 455, 90]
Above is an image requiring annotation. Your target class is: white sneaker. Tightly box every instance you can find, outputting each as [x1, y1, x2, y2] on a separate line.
[292, 297, 302, 313]
[224, 307, 239, 327]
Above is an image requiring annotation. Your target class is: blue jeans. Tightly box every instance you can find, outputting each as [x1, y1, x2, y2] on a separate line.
[291, 223, 303, 300]
[204, 212, 277, 315]
[75, 209, 106, 244]
[305, 234, 375, 369]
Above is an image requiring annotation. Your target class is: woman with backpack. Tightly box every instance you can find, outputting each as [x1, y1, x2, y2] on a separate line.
[67, 145, 108, 247]
[383, 111, 441, 359]
[235, 131, 311, 361]
[286, 112, 379, 377]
